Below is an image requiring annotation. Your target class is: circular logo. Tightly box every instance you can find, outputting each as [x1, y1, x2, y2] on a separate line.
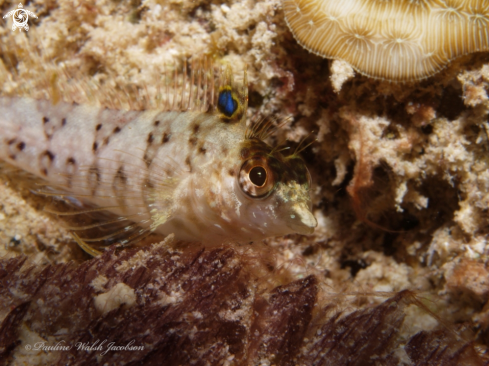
[12, 8, 28, 28]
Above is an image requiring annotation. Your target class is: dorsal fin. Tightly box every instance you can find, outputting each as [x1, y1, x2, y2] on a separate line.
[158, 59, 248, 121]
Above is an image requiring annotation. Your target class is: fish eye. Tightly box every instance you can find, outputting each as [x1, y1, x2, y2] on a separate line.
[249, 166, 267, 187]
[239, 158, 275, 198]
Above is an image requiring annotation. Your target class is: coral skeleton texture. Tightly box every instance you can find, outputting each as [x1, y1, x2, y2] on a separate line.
[284, 0, 489, 81]
[0, 0, 488, 364]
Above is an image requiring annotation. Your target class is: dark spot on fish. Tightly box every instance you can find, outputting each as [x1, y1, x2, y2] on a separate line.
[189, 137, 197, 146]
[185, 156, 192, 170]
[162, 133, 170, 143]
[42, 117, 49, 124]
[113, 167, 129, 208]
[41, 168, 48, 176]
[7, 138, 16, 145]
[114, 166, 127, 185]
[199, 147, 206, 155]
[113, 127, 121, 134]
[229, 169, 235, 177]
[8, 154, 16, 160]
[43, 150, 55, 162]
[88, 166, 101, 195]
[61, 118, 67, 126]
[16, 142, 25, 151]
[96, 124, 102, 131]
[104, 137, 110, 146]
[148, 133, 154, 144]
[65, 158, 76, 187]
[90, 167, 101, 182]
[240, 147, 249, 159]
[222, 147, 228, 155]
[193, 124, 200, 133]
[93, 142, 98, 152]
[143, 153, 151, 167]
[154, 120, 160, 126]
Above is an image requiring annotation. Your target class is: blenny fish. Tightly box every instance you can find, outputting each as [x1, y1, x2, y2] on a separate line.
[0, 62, 317, 255]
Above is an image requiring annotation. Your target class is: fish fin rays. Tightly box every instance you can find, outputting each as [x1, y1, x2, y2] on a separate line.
[37, 175, 180, 256]
[72, 232, 103, 257]
[159, 59, 248, 117]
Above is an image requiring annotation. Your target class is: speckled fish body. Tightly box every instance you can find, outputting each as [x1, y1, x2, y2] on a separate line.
[0, 68, 317, 248]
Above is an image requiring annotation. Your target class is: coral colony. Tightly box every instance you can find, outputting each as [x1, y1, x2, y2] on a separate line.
[284, 0, 489, 81]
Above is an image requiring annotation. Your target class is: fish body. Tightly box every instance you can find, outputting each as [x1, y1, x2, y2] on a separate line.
[0, 66, 317, 249]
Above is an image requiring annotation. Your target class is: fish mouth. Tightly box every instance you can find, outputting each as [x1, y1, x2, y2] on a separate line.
[285, 204, 317, 235]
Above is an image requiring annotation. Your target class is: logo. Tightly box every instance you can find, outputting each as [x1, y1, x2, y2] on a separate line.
[3, 3, 38, 32]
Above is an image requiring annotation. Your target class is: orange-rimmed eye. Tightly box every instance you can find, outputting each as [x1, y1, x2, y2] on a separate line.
[239, 158, 275, 198]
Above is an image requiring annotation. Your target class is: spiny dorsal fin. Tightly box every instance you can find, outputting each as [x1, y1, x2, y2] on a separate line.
[158, 59, 248, 122]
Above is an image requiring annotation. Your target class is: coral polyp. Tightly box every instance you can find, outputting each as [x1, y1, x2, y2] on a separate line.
[283, 0, 489, 81]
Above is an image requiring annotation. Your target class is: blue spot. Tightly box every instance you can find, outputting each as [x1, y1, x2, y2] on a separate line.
[218, 90, 238, 117]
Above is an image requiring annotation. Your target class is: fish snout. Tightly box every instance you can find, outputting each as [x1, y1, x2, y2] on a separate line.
[285, 204, 317, 235]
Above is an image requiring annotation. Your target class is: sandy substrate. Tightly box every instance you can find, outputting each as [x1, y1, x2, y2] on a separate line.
[0, 0, 488, 362]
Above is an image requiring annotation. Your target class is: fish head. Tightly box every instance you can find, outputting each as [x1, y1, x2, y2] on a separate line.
[232, 138, 317, 239]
